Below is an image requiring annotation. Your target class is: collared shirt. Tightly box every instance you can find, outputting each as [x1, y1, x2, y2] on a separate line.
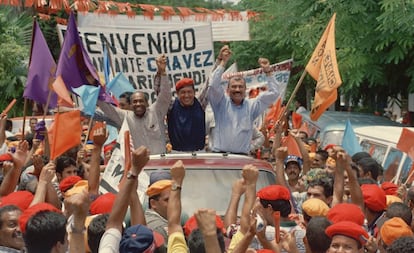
[208, 66, 281, 154]
[0, 246, 23, 253]
[98, 75, 171, 154]
[145, 209, 169, 243]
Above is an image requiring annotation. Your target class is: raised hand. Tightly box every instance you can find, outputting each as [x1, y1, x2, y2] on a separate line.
[156, 55, 167, 75]
[12, 140, 29, 170]
[131, 146, 150, 175]
[242, 164, 259, 186]
[39, 162, 56, 183]
[92, 122, 108, 147]
[170, 160, 185, 185]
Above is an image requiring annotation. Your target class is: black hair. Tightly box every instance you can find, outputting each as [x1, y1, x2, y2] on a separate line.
[259, 199, 291, 217]
[0, 205, 20, 228]
[24, 211, 67, 253]
[315, 150, 329, 163]
[308, 176, 334, 198]
[386, 236, 414, 253]
[187, 228, 225, 253]
[149, 194, 161, 209]
[88, 214, 109, 253]
[55, 156, 77, 174]
[119, 91, 133, 104]
[306, 216, 332, 253]
[386, 202, 413, 226]
[351, 151, 371, 163]
[357, 157, 382, 180]
[5, 119, 12, 131]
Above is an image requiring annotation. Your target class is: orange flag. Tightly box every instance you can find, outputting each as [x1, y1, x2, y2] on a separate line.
[298, 121, 310, 137]
[397, 128, 414, 160]
[292, 112, 302, 129]
[48, 110, 81, 160]
[52, 75, 74, 107]
[281, 135, 301, 158]
[305, 13, 342, 121]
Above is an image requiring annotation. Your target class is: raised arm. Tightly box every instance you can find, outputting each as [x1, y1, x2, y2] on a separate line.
[274, 147, 289, 188]
[0, 141, 29, 196]
[239, 165, 259, 234]
[65, 190, 90, 253]
[167, 160, 185, 234]
[207, 45, 232, 107]
[197, 48, 225, 110]
[251, 58, 282, 119]
[89, 122, 108, 197]
[223, 178, 246, 229]
[194, 209, 222, 253]
[167, 160, 188, 253]
[96, 101, 127, 129]
[105, 146, 149, 232]
[153, 55, 172, 116]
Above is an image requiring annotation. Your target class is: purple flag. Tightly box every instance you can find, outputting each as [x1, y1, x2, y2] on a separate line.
[23, 21, 57, 108]
[56, 12, 101, 88]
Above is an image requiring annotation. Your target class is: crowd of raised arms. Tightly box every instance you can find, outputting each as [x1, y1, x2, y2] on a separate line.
[0, 45, 414, 253]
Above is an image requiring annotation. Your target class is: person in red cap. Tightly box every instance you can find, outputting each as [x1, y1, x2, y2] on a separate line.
[361, 184, 387, 237]
[325, 221, 369, 253]
[167, 76, 206, 152]
[97, 55, 171, 155]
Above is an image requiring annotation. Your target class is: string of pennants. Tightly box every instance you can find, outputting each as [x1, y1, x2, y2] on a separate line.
[0, 0, 259, 25]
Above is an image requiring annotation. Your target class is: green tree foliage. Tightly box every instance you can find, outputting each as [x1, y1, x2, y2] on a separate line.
[231, 0, 414, 112]
[0, 6, 32, 116]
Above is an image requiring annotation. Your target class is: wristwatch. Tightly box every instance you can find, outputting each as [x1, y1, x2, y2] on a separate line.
[171, 182, 182, 191]
[127, 171, 138, 180]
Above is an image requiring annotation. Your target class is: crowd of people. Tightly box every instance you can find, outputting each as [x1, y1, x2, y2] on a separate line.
[0, 45, 414, 253]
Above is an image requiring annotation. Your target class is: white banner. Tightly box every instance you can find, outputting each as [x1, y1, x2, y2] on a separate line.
[77, 13, 250, 42]
[222, 59, 293, 99]
[57, 22, 215, 103]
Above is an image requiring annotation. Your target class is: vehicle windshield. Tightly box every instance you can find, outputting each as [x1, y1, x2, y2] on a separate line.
[321, 130, 344, 148]
[143, 168, 276, 217]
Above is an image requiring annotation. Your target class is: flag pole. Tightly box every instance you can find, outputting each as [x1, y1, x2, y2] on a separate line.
[105, 41, 116, 79]
[42, 90, 53, 121]
[21, 99, 28, 141]
[277, 70, 308, 121]
[83, 115, 94, 147]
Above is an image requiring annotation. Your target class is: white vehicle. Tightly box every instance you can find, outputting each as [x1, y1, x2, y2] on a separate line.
[354, 126, 414, 184]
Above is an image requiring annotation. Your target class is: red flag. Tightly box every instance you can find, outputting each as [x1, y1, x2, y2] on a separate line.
[48, 110, 81, 160]
[281, 135, 301, 158]
[397, 128, 414, 160]
[292, 112, 302, 129]
[305, 14, 342, 121]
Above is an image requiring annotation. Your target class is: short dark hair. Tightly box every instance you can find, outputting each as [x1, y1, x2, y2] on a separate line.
[259, 199, 291, 217]
[0, 205, 20, 228]
[386, 202, 413, 226]
[315, 150, 329, 163]
[5, 119, 12, 131]
[351, 151, 371, 163]
[119, 91, 133, 104]
[55, 156, 77, 174]
[308, 177, 334, 198]
[306, 216, 332, 253]
[386, 236, 414, 253]
[227, 76, 246, 88]
[188, 228, 225, 253]
[357, 157, 382, 180]
[24, 211, 67, 253]
[88, 214, 109, 253]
